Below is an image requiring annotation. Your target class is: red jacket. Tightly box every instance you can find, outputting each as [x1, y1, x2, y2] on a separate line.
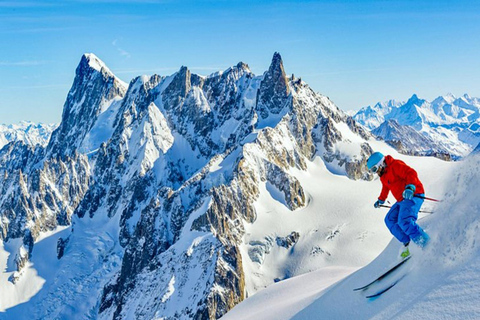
[379, 155, 424, 202]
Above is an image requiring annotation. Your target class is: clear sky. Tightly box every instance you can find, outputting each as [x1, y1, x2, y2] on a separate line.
[1, 0, 480, 124]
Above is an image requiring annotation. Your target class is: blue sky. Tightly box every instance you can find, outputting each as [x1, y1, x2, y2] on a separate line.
[1, 0, 480, 124]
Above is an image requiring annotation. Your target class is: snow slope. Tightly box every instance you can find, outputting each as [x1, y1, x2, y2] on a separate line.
[237, 136, 454, 295]
[223, 154, 480, 320]
[0, 211, 123, 319]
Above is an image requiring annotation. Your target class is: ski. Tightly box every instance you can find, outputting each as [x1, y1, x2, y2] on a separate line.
[353, 255, 411, 291]
[365, 275, 406, 299]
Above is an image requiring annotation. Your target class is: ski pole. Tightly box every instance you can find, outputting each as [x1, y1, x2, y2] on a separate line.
[414, 195, 442, 202]
[378, 204, 434, 214]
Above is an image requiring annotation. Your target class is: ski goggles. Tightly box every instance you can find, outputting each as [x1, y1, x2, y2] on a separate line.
[369, 165, 380, 173]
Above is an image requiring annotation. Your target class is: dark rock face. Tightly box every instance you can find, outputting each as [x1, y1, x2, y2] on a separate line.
[256, 52, 291, 119]
[0, 146, 90, 242]
[265, 163, 306, 210]
[0, 52, 381, 319]
[276, 232, 300, 249]
[56, 236, 69, 259]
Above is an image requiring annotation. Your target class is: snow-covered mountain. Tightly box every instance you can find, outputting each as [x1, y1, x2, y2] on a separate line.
[352, 99, 404, 130]
[0, 121, 57, 150]
[353, 94, 480, 158]
[0, 53, 453, 320]
[223, 153, 479, 320]
[372, 119, 452, 160]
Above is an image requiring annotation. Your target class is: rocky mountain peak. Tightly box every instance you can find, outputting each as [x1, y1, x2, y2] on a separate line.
[266, 52, 287, 85]
[271, 52, 283, 68]
[79, 53, 115, 77]
[444, 92, 456, 101]
[432, 95, 452, 107]
[236, 61, 250, 71]
[256, 52, 291, 119]
[71, 54, 127, 103]
[372, 119, 451, 159]
[164, 66, 191, 99]
[46, 54, 127, 157]
[406, 93, 423, 105]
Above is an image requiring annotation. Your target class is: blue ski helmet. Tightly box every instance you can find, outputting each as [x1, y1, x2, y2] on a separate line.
[367, 152, 385, 172]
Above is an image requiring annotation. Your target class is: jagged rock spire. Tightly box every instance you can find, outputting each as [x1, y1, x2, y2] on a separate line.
[164, 66, 191, 99]
[256, 52, 291, 119]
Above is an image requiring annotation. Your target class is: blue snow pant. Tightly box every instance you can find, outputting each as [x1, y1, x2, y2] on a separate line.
[384, 195, 425, 244]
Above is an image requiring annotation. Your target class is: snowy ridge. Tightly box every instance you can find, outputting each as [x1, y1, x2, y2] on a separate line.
[83, 53, 128, 89]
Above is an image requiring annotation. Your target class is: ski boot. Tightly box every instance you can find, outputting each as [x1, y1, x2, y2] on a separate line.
[400, 241, 410, 259]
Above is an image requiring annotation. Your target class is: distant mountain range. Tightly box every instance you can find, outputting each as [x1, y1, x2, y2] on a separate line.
[353, 93, 480, 158]
[0, 121, 57, 150]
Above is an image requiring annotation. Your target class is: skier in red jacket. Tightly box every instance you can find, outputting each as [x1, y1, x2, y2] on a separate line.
[367, 152, 430, 258]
